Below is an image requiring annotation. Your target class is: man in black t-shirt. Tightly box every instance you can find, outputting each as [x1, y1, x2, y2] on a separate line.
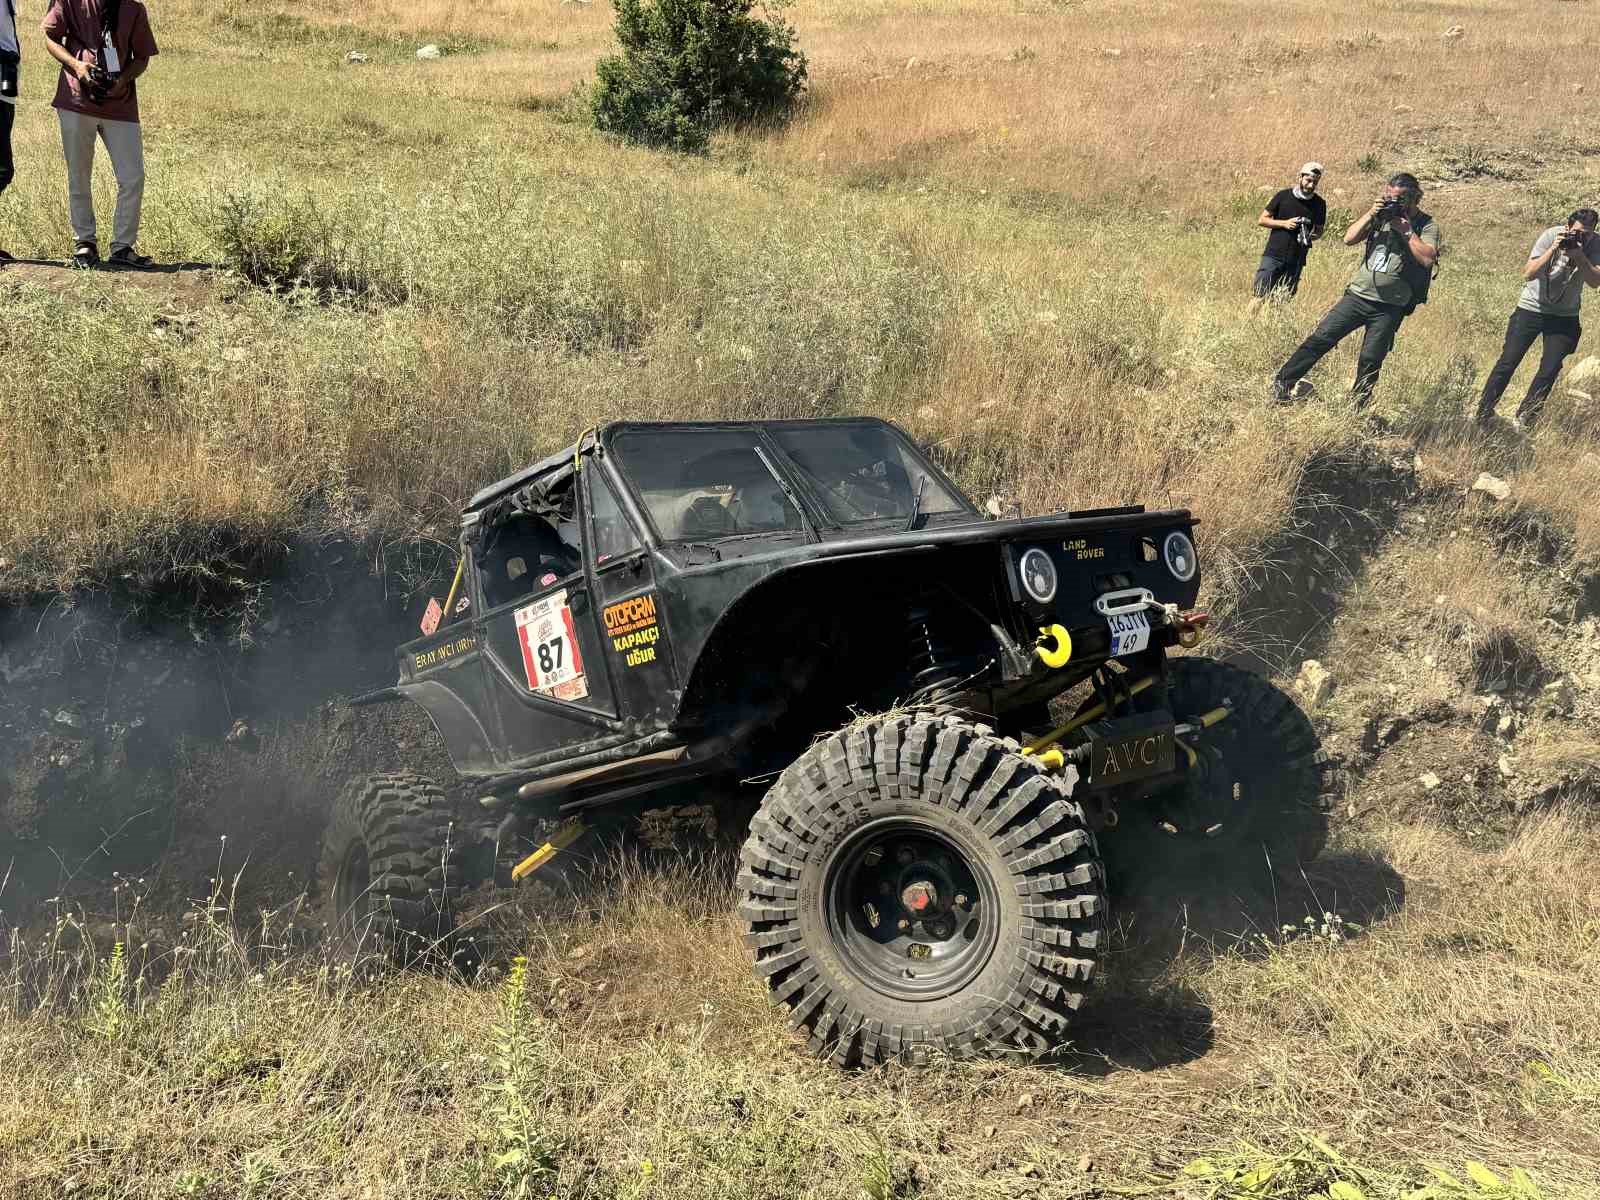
[1248, 162, 1328, 312]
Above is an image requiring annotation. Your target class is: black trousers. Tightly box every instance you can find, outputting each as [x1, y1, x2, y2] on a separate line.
[1275, 290, 1408, 404]
[1476, 306, 1582, 427]
[0, 102, 13, 200]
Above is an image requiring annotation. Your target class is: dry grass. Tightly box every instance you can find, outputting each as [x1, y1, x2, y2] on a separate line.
[4, 815, 1599, 1198]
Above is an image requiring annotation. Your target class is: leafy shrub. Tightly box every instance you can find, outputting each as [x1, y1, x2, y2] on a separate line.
[591, 0, 808, 153]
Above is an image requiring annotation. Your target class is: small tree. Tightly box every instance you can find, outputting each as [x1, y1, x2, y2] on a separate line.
[591, 0, 808, 153]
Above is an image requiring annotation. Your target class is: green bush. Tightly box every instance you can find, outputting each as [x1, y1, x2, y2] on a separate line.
[591, 0, 807, 153]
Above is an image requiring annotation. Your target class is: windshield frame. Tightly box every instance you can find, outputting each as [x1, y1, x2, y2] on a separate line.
[601, 419, 979, 547]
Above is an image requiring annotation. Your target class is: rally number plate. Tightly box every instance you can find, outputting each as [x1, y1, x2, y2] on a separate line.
[1089, 719, 1176, 788]
[1106, 610, 1151, 657]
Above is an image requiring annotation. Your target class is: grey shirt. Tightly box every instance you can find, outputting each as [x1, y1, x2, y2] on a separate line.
[1519, 227, 1588, 317]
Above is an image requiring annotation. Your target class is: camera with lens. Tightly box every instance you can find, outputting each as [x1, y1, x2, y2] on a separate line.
[1374, 197, 1409, 223]
[1559, 227, 1592, 251]
[84, 63, 120, 102]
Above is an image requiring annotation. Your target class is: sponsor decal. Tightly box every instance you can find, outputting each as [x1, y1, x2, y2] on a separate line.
[413, 634, 477, 672]
[514, 591, 589, 701]
[603, 592, 663, 669]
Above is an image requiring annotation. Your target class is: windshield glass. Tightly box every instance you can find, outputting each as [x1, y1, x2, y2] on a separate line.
[611, 430, 803, 543]
[770, 423, 968, 526]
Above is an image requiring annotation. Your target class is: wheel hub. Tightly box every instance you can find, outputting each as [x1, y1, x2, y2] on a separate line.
[826, 824, 999, 1001]
[900, 878, 938, 914]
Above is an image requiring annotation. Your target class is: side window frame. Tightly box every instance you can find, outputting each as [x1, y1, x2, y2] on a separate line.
[586, 457, 649, 575]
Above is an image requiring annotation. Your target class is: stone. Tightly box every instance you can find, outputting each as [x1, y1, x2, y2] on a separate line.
[1017, 1092, 1035, 1111]
[345, 50, 369, 64]
[1568, 355, 1600, 388]
[1498, 755, 1516, 779]
[53, 709, 84, 730]
[1471, 472, 1512, 502]
[1495, 712, 1517, 738]
[416, 44, 443, 60]
[1542, 677, 1577, 716]
[1295, 660, 1335, 709]
[1443, 24, 1465, 39]
[1419, 772, 1442, 791]
[1077, 1154, 1094, 1173]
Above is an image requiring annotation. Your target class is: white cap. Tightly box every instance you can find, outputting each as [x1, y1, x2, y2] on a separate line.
[1300, 162, 1324, 177]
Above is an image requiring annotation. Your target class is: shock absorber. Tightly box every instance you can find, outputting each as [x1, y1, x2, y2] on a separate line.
[905, 599, 985, 705]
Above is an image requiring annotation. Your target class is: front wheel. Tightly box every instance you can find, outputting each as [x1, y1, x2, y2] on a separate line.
[738, 714, 1106, 1067]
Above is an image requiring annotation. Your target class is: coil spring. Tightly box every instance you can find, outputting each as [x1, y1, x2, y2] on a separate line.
[906, 603, 968, 702]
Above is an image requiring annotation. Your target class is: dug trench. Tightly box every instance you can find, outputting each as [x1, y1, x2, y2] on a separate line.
[3, 436, 1597, 996]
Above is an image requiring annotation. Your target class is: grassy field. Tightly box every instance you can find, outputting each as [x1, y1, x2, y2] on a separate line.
[7, 0, 1599, 604]
[5, 0, 1600, 1196]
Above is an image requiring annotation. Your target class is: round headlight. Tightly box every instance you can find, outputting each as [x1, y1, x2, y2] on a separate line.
[1019, 548, 1058, 603]
[1164, 531, 1197, 582]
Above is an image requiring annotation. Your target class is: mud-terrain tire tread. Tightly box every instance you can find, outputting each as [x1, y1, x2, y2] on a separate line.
[318, 771, 466, 965]
[738, 714, 1106, 1067]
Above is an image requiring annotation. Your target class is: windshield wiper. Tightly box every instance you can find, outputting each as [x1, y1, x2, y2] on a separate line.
[904, 474, 928, 533]
[753, 445, 820, 539]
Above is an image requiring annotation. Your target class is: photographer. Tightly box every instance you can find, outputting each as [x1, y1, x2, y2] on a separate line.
[1, 0, 18, 262]
[1247, 162, 1327, 312]
[1474, 210, 1600, 432]
[1272, 172, 1440, 407]
[42, 0, 159, 269]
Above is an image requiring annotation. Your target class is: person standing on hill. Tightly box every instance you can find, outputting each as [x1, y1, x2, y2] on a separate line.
[0, 0, 19, 262]
[1247, 162, 1327, 313]
[1474, 209, 1600, 433]
[1271, 172, 1440, 408]
[42, 0, 158, 269]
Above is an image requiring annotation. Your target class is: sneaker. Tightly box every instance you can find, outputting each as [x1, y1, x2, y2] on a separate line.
[71, 241, 100, 269]
[1270, 379, 1294, 404]
[106, 246, 155, 269]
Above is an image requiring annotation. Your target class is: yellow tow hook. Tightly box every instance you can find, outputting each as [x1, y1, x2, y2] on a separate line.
[1035, 624, 1073, 669]
[511, 821, 588, 883]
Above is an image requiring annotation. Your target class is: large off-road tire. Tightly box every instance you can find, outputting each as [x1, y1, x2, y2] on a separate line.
[738, 713, 1106, 1067]
[318, 771, 468, 968]
[1115, 658, 1335, 880]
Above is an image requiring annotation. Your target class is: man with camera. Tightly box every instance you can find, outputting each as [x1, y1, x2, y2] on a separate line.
[1248, 162, 1327, 312]
[1272, 172, 1440, 407]
[0, 0, 18, 262]
[42, 0, 159, 269]
[1474, 209, 1600, 432]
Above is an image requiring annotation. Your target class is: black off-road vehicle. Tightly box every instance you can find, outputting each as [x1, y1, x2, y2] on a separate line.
[324, 418, 1330, 1065]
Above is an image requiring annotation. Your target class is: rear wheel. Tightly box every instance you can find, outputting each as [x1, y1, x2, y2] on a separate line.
[1114, 658, 1335, 879]
[738, 714, 1105, 1066]
[318, 772, 470, 968]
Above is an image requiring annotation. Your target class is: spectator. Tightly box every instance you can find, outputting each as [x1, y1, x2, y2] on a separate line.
[1271, 172, 1440, 408]
[0, 0, 18, 261]
[42, 0, 158, 269]
[1474, 209, 1600, 432]
[1248, 162, 1327, 313]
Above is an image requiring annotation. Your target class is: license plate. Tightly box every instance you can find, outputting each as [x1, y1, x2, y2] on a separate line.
[1089, 719, 1175, 788]
[1106, 610, 1151, 657]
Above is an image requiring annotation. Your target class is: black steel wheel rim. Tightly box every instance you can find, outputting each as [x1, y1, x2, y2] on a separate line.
[823, 817, 1001, 1001]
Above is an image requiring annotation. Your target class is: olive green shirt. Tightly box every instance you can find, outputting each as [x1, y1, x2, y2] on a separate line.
[1349, 215, 1441, 306]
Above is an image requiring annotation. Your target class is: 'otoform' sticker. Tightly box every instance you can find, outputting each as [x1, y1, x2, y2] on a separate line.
[514, 591, 589, 701]
[603, 592, 661, 669]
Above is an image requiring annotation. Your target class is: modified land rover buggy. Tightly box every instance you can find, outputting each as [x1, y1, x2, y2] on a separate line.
[324, 418, 1331, 1065]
